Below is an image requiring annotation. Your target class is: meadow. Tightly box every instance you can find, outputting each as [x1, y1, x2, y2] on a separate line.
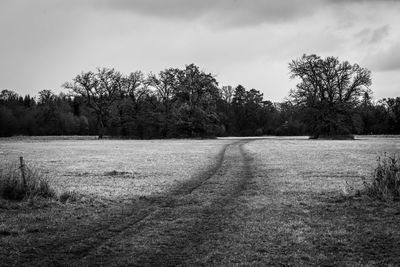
[207, 137, 400, 265]
[0, 136, 399, 266]
[0, 137, 232, 201]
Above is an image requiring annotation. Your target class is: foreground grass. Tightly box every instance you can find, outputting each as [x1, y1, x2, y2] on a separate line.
[0, 137, 231, 265]
[0, 136, 399, 266]
[0, 161, 56, 201]
[205, 137, 400, 265]
[0, 138, 232, 202]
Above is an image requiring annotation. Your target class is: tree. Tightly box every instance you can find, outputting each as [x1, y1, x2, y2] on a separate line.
[175, 64, 220, 137]
[112, 71, 149, 137]
[231, 85, 269, 135]
[0, 89, 19, 103]
[220, 85, 234, 103]
[0, 106, 17, 136]
[383, 97, 400, 134]
[38, 89, 55, 105]
[63, 68, 123, 138]
[148, 68, 181, 137]
[289, 54, 372, 138]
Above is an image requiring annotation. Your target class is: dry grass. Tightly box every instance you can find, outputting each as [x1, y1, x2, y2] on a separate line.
[208, 136, 400, 265]
[0, 137, 232, 266]
[0, 162, 55, 201]
[0, 136, 399, 266]
[0, 137, 232, 202]
[363, 153, 400, 201]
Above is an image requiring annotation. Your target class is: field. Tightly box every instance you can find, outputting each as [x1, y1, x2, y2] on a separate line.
[0, 136, 399, 266]
[0, 138, 232, 201]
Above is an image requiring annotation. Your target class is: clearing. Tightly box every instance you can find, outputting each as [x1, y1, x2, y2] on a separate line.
[0, 136, 399, 266]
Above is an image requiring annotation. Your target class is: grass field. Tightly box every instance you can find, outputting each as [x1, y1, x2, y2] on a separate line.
[205, 137, 400, 265]
[0, 138, 232, 201]
[0, 136, 399, 266]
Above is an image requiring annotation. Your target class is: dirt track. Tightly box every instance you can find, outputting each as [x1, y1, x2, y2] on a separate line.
[3, 137, 400, 266]
[17, 139, 253, 266]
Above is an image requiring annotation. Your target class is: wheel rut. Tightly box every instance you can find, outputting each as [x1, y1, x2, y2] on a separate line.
[77, 139, 255, 266]
[18, 139, 255, 266]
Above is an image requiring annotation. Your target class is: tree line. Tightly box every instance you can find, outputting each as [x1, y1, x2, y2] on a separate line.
[1, 61, 399, 138]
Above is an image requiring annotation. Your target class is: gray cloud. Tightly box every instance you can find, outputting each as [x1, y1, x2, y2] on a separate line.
[369, 25, 390, 44]
[354, 28, 371, 39]
[1, 0, 399, 101]
[364, 43, 400, 71]
[94, 0, 400, 29]
[328, 0, 399, 2]
[95, 0, 320, 27]
[355, 25, 390, 45]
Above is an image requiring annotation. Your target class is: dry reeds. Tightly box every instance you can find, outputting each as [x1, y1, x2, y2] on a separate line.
[0, 161, 55, 201]
[363, 153, 400, 201]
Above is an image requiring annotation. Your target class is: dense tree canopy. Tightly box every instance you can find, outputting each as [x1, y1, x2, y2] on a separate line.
[1, 61, 399, 138]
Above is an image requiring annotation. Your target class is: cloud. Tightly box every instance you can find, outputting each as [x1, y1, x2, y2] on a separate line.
[354, 28, 371, 39]
[95, 0, 320, 27]
[355, 25, 390, 45]
[93, 0, 400, 30]
[364, 43, 400, 71]
[327, 0, 399, 3]
[369, 25, 390, 44]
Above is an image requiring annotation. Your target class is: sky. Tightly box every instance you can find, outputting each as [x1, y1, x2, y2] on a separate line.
[1, 0, 399, 102]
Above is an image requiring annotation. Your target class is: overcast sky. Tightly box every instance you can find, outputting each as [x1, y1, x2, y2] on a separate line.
[1, 0, 399, 102]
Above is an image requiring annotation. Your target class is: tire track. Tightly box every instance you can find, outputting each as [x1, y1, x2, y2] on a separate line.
[20, 141, 236, 266]
[79, 139, 255, 266]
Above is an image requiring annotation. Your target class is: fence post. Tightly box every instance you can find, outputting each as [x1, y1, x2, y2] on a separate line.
[19, 156, 26, 187]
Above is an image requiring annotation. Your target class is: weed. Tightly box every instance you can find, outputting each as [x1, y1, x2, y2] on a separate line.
[362, 153, 400, 201]
[0, 162, 56, 201]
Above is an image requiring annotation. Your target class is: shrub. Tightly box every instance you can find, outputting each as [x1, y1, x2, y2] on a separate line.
[0, 162, 56, 201]
[363, 153, 400, 201]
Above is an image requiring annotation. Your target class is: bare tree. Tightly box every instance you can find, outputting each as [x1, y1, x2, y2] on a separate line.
[220, 85, 234, 103]
[289, 54, 371, 138]
[37, 89, 55, 105]
[63, 67, 122, 138]
[0, 89, 19, 102]
[121, 71, 147, 101]
[148, 68, 181, 137]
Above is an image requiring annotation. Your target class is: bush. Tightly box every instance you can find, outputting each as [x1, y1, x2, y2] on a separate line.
[0, 162, 56, 201]
[363, 153, 400, 201]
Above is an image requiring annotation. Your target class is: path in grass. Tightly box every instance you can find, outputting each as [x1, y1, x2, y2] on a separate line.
[74, 139, 254, 266]
[70, 137, 399, 266]
[6, 139, 254, 266]
[4, 137, 399, 266]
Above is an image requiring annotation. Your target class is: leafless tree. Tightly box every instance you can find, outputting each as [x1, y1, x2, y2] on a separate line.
[289, 54, 372, 137]
[63, 67, 122, 138]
